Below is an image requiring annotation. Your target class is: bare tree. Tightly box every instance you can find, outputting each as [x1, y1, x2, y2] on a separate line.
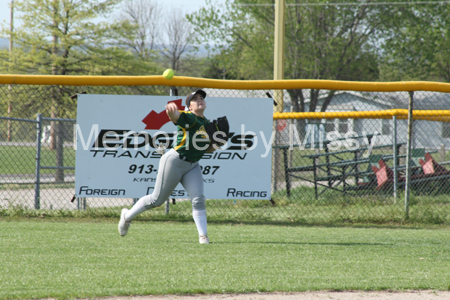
[119, 0, 162, 59]
[161, 8, 195, 71]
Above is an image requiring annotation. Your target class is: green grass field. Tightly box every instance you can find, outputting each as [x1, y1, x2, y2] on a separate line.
[0, 145, 75, 175]
[1, 219, 449, 300]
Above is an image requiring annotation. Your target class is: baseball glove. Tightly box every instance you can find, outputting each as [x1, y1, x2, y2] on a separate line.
[206, 116, 230, 146]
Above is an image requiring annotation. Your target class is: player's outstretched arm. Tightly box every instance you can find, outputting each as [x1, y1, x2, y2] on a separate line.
[166, 102, 180, 123]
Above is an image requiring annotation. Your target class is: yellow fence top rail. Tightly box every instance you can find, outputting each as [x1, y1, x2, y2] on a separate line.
[274, 110, 450, 122]
[1, 74, 450, 93]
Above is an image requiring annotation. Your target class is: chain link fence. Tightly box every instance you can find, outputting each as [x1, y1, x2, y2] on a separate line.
[1, 81, 450, 224]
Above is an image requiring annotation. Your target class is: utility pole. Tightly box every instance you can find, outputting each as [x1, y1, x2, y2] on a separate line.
[273, 0, 285, 111]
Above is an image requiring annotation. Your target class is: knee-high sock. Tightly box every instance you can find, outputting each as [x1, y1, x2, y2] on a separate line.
[125, 195, 151, 221]
[193, 209, 207, 236]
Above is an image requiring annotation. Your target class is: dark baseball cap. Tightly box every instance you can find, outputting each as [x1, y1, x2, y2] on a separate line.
[186, 89, 207, 108]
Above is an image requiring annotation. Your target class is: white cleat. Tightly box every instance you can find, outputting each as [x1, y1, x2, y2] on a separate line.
[118, 208, 131, 236]
[199, 235, 209, 244]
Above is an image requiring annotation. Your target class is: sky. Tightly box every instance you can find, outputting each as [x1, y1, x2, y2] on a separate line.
[0, 0, 226, 28]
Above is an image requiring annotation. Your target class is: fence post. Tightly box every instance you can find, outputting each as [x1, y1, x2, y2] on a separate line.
[393, 115, 398, 202]
[404, 92, 414, 217]
[55, 120, 65, 182]
[272, 119, 278, 193]
[34, 113, 43, 209]
[7, 84, 12, 141]
[440, 144, 446, 162]
[288, 118, 293, 169]
[77, 197, 86, 210]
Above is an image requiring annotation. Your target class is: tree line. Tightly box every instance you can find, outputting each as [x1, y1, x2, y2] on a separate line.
[0, 0, 208, 77]
[189, 0, 450, 114]
[0, 0, 449, 114]
[0, 0, 210, 124]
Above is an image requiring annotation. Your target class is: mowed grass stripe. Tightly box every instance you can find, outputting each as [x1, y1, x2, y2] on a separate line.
[1, 220, 449, 299]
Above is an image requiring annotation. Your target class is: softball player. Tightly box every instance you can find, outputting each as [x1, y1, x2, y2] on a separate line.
[118, 89, 216, 244]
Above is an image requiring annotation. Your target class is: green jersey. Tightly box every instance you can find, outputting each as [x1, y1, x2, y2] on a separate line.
[174, 111, 210, 162]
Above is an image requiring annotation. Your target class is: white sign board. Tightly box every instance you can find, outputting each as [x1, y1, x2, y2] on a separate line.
[75, 94, 273, 199]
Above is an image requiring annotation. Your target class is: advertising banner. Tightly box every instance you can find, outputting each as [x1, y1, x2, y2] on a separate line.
[75, 94, 273, 199]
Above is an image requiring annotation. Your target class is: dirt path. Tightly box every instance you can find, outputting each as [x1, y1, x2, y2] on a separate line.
[105, 290, 450, 300]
